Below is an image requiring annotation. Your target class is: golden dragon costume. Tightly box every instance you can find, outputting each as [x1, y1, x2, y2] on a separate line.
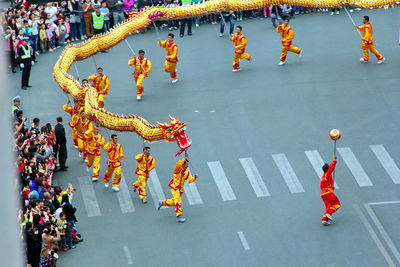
[53, 0, 397, 151]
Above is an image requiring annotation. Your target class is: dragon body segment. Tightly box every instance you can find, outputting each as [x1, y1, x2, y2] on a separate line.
[53, 0, 397, 150]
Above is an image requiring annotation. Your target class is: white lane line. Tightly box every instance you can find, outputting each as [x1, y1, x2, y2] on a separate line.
[365, 204, 400, 264]
[148, 170, 168, 209]
[123, 246, 134, 265]
[116, 174, 135, 214]
[237, 232, 251, 251]
[305, 150, 339, 189]
[77, 176, 101, 217]
[370, 145, 400, 184]
[184, 168, 203, 205]
[337, 147, 373, 187]
[369, 201, 400, 206]
[272, 154, 305, 193]
[239, 158, 270, 197]
[353, 204, 396, 267]
[207, 161, 237, 201]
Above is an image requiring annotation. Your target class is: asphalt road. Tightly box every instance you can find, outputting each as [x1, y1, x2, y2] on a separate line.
[9, 7, 400, 267]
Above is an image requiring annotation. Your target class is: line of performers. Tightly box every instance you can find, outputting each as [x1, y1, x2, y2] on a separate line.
[61, 106, 197, 223]
[82, 15, 385, 104]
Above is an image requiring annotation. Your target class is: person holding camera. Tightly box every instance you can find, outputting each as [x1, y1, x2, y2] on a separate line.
[82, 0, 95, 37]
[61, 194, 77, 250]
[40, 226, 60, 259]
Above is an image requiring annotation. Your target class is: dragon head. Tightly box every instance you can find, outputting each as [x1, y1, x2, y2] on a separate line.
[158, 115, 191, 151]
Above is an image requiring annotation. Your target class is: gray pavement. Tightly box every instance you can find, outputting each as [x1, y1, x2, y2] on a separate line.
[8, 7, 400, 267]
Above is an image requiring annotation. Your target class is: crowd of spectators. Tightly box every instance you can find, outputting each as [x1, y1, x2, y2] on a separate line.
[12, 96, 83, 267]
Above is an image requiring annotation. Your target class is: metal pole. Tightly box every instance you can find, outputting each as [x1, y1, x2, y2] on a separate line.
[344, 6, 362, 38]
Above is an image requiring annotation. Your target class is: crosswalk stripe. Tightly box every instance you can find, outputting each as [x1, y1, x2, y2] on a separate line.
[207, 161, 237, 201]
[304, 150, 339, 189]
[239, 158, 270, 197]
[370, 145, 400, 184]
[272, 154, 305, 193]
[184, 169, 203, 205]
[337, 147, 373, 187]
[117, 174, 135, 214]
[148, 170, 168, 209]
[77, 176, 101, 217]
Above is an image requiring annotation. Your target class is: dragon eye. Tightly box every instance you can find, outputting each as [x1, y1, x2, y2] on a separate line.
[166, 127, 173, 131]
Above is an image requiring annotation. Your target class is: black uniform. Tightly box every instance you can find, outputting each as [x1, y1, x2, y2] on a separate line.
[17, 43, 35, 88]
[55, 122, 68, 169]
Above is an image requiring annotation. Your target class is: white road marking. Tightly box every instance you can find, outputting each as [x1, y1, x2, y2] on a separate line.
[123, 246, 134, 265]
[185, 180, 204, 205]
[207, 161, 237, 201]
[148, 170, 168, 209]
[368, 201, 400, 206]
[365, 204, 400, 264]
[353, 204, 396, 267]
[239, 158, 270, 197]
[305, 150, 339, 189]
[370, 145, 400, 184]
[194, 110, 199, 113]
[337, 147, 373, 187]
[116, 174, 135, 214]
[77, 176, 101, 217]
[272, 154, 305, 193]
[209, 110, 215, 113]
[237, 231, 251, 251]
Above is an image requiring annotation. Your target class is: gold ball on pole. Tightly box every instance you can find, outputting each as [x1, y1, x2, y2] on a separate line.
[329, 129, 342, 141]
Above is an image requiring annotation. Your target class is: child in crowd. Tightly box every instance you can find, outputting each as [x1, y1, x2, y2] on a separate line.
[39, 23, 48, 52]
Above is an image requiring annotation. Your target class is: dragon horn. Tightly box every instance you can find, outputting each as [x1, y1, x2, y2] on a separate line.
[168, 114, 179, 123]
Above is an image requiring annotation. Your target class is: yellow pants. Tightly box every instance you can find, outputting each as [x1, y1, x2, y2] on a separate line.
[71, 129, 77, 147]
[103, 165, 122, 187]
[362, 43, 384, 62]
[77, 137, 85, 153]
[233, 53, 251, 70]
[87, 154, 101, 178]
[163, 189, 183, 217]
[164, 61, 177, 80]
[133, 175, 148, 199]
[280, 45, 301, 62]
[98, 94, 106, 108]
[135, 74, 146, 96]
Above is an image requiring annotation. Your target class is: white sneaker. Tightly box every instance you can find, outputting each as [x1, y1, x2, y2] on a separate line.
[377, 57, 385, 64]
[92, 177, 98, 182]
[35, 51, 40, 56]
[360, 58, 368, 63]
[136, 96, 141, 101]
[171, 79, 178, 84]
[299, 50, 303, 57]
[142, 198, 148, 204]
[219, 33, 223, 37]
[86, 166, 90, 172]
[232, 69, 240, 72]
[330, 12, 334, 15]
[278, 61, 286, 65]
[112, 187, 120, 192]
[84, 159, 88, 163]
[74, 146, 78, 149]
[104, 182, 109, 188]
[355, 8, 362, 10]
[325, 213, 333, 221]
[349, 9, 354, 13]
[336, 11, 340, 15]
[195, 24, 199, 27]
[321, 221, 330, 226]
[78, 152, 82, 157]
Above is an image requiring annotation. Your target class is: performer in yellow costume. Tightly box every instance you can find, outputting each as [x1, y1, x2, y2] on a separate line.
[355, 16, 385, 64]
[84, 125, 105, 182]
[158, 33, 178, 83]
[132, 147, 156, 203]
[158, 151, 198, 223]
[63, 101, 78, 148]
[128, 50, 152, 101]
[276, 18, 302, 65]
[88, 67, 110, 108]
[230, 25, 251, 72]
[103, 134, 124, 192]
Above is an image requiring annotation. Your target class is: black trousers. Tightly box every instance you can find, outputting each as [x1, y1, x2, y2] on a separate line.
[58, 144, 68, 168]
[93, 28, 104, 35]
[179, 18, 192, 36]
[21, 61, 31, 87]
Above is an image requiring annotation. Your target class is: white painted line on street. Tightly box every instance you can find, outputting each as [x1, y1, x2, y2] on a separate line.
[194, 110, 199, 113]
[337, 147, 373, 187]
[368, 201, 400, 206]
[77, 176, 101, 217]
[370, 145, 400, 184]
[353, 204, 396, 267]
[237, 231, 251, 251]
[148, 170, 168, 209]
[209, 110, 215, 113]
[123, 246, 134, 265]
[305, 150, 339, 189]
[272, 154, 305, 193]
[184, 173, 204, 205]
[116, 174, 135, 214]
[239, 158, 270, 197]
[207, 161, 237, 201]
[365, 204, 400, 264]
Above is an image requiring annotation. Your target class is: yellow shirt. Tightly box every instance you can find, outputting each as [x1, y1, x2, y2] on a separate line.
[158, 40, 178, 63]
[276, 24, 294, 46]
[168, 157, 196, 192]
[104, 142, 124, 167]
[357, 22, 373, 44]
[230, 32, 247, 54]
[128, 56, 152, 77]
[84, 128, 105, 156]
[88, 74, 110, 95]
[135, 153, 156, 177]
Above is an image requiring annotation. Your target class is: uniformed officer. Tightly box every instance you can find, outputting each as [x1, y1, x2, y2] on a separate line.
[18, 38, 35, 90]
